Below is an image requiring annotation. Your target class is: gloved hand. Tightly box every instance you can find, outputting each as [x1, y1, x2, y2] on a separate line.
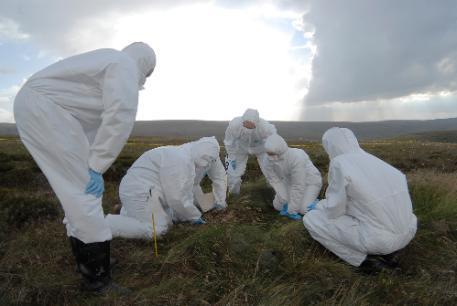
[279, 203, 288, 216]
[214, 203, 226, 211]
[231, 160, 237, 170]
[287, 213, 303, 220]
[191, 217, 206, 225]
[306, 199, 319, 212]
[85, 168, 104, 198]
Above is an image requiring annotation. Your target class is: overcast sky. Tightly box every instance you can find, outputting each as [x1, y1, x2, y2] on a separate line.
[1, 0, 456, 122]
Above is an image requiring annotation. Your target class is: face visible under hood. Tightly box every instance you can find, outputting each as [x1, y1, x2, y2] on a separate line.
[322, 127, 361, 159]
[122, 42, 156, 89]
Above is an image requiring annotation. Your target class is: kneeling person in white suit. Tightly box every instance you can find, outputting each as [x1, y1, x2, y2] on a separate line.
[262, 134, 322, 220]
[303, 127, 417, 272]
[106, 137, 224, 239]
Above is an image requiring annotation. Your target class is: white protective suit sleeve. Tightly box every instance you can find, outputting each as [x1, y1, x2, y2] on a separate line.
[264, 162, 289, 202]
[88, 63, 138, 173]
[224, 118, 241, 157]
[287, 154, 309, 214]
[160, 160, 202, 222]
[207, 158, 227, 207]
[321, 159, 349, 219]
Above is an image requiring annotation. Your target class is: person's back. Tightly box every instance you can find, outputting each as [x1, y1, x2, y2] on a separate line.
[120, 145, 194, 199]
[303, 127, 417, 270]
[282, 148, 322, 186]
[336, 151, 416, 251]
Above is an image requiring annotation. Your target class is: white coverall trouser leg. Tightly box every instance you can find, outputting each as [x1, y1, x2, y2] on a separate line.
[106, 189, 172, 239]
[227, 153, 269, 194]
[303, 208, 368, 266]
[14, 86, 112, 243]
[303, 208, 416, 266]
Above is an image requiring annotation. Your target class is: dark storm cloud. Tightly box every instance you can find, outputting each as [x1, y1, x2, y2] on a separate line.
[302, 0, 457, 105]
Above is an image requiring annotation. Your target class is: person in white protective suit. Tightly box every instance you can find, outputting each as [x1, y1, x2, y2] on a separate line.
[106, 137, 224, 239]
[14, 42, 156, 293]
[224, 108, 277, 194]
[262, 134, 322, 220]
[303, 127, 417, 274]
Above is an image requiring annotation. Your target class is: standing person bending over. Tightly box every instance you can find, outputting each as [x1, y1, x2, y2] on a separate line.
[303, 127, 417, 274]
[224, 108, 276, 194]
[106, 137, 223, 239]
[14, 42, 156, 293]
[262, 134, 322, 220]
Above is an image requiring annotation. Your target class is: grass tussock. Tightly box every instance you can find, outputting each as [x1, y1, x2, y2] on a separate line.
[1, 137, 457, 305]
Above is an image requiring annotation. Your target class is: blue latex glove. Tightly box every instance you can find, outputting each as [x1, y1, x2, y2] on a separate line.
[279, 203, 288, 216]
[307, 199, 319, 212]
[287, 213, 303, 220]
[85, 168, 104, 198]
[231, 160, 237, 170]
[191, 217, 206, 225]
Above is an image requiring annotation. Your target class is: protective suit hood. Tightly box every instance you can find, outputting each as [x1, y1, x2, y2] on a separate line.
[187, 137, 220, 167]
[264, 134, 288, 156]
[122, 42, 156, 89]
[242, 108, 260, 124]
[322, 127, 361, 159]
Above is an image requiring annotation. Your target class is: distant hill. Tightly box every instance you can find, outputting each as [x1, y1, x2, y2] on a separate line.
[1, 117, 456, 141]
[397, 130, 457, 143]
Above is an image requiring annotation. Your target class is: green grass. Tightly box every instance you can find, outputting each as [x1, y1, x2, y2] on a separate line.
[1, 137, 457, 305]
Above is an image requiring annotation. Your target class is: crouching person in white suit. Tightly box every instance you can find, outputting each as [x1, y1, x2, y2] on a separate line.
[106, 137, 223, 239]
[303, 127, 417, 274]
[262, 134, 322, 220]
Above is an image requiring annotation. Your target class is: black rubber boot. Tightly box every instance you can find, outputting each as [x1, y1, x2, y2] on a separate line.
[70, 239, 118, 272]
[358, 255, 390, 275]
[379, 251, 401, 268]
[69, 237, 130, 294]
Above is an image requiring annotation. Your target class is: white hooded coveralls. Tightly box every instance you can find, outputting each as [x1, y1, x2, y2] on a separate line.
[14, 42, 156, 243]
[106, 137, 221, 239]
[262, 134, 322, 215]
[224, 109, 276, 193]
[303, 128, 417, 266]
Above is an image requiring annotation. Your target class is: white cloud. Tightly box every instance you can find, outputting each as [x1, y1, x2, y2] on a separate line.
[0, 17, 29, 40]
[0, 1, 205, 56]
